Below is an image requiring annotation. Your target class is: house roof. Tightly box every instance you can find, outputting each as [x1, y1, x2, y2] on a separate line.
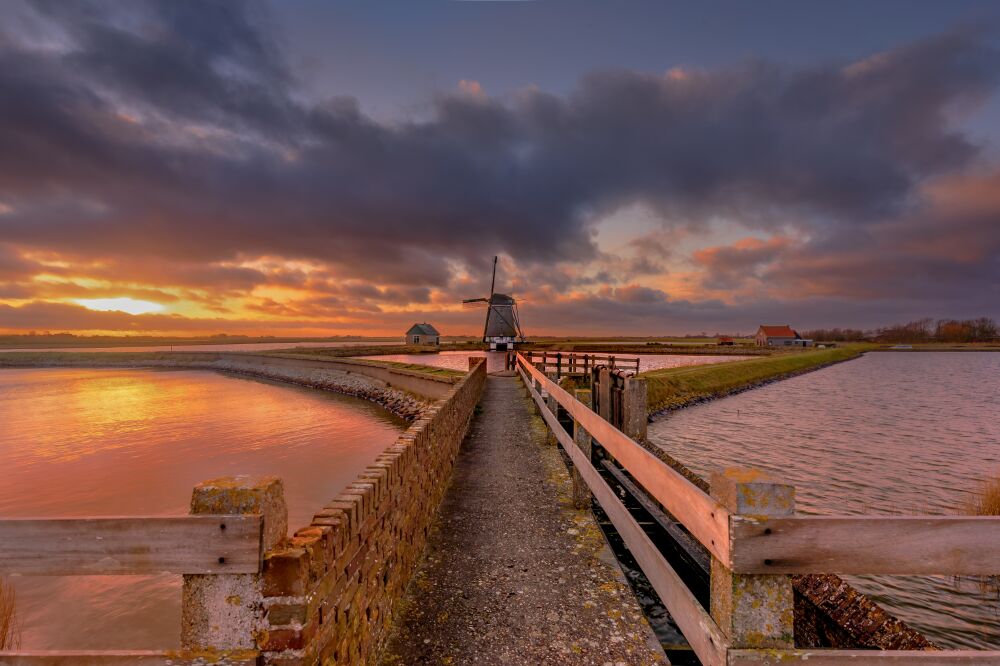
[758, 325, 798, 338]
[406, 323, 440, 336]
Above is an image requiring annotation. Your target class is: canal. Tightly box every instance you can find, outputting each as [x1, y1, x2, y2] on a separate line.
[0, 367, 407, 649]
[648, 351, 1000, 649]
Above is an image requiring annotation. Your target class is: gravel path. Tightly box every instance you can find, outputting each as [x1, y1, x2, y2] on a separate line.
[381, 376, 668, 665]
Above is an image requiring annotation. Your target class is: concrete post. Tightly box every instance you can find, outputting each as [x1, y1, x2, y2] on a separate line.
[709, 468, 795, 649]
[571, 389, 593, 509]
[544, 372, 560, 445]
[545, 372, 559, 416]
[622, 376, 648, 441]
[181, 475, 288, 650]
[597, 367, 611, 421]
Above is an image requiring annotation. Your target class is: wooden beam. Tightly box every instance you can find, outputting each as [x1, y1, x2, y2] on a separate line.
[730, 515, 1000, 575]
[0, 651, 259, 665]
[0, 515, 262, 575]
[517, 353, 732, 564]
[518, 365, 728, 666]
[728, 649, 1000, 665]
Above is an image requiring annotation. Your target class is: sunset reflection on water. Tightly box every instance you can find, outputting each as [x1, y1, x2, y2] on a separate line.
[0, 368, 406, 649]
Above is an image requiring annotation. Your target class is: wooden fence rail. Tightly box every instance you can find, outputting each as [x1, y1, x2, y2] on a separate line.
[0, 515, 263, 575]
[523, 350, 641, 376]
[731, 515, 1000, 575]
[514, 352, 1000, 666]
[0, 650, 259, 665]
[0, 476, 284, 663]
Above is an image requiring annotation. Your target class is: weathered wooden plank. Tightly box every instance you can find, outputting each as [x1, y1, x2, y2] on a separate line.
[728, 649, 1000, 665]
[731, 515, 1000, 575]
[517, 354, 732, 563]
[0, 651, 259, 665]
[519, 366, 729, 666]
[0, 515, 262, 575]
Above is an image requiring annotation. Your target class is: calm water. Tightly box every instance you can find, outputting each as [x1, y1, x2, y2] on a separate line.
[356, 350, 751, 373]
[0, 340, 400, 353]
[648, 352, 1000, 648]
[0, 368, 406, 649]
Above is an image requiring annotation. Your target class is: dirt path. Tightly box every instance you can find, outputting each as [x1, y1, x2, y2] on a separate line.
[381, 375, 667, 665]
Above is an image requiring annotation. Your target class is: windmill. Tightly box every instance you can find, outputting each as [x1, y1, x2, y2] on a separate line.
[462, 256, 526, 351]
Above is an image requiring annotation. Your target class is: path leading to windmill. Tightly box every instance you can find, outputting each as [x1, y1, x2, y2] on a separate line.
[380, 375, 667, 665]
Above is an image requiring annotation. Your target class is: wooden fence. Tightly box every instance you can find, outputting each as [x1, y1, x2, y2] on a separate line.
[0, 477, 275, 666]
[515, 352, 1000, 665]
[521, 350, 641, 378]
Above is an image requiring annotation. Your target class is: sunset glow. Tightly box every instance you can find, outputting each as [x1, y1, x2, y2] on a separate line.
[74, 298, 166, 316]
[0, 2, 996, 337]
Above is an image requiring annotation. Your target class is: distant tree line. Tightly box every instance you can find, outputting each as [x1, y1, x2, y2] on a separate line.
[801, 317, 999, 343]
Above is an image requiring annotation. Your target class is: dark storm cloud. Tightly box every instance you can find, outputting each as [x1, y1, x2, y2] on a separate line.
[0, 0, 998, 330]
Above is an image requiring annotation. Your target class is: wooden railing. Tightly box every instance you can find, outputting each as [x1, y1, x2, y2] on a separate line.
[522, 350, 641, 377]
[0, 477, 276, 666]
[0, 516, 261, 575]
[515, 352, 1000, 665]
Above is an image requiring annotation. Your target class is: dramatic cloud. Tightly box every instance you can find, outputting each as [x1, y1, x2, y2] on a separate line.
[0, 0, 997, 334]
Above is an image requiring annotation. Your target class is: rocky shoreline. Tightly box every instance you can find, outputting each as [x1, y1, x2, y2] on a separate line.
[0, 355, 430, 422]
[208, 359, 428, 421]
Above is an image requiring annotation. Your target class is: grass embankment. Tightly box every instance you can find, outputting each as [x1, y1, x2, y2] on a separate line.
[0, 334, 406, 349]
[0, 348, 466, 380]
[269, 342, 483, 359]
[520, 341, 764, 356]
[642, 344, 873, 415]
[0, 351, 177, 366]
[266, 352, 466, 379]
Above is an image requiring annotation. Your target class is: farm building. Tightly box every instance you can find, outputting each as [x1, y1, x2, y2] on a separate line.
[756, 325, 812, 347]
[405, 323, 440, 346]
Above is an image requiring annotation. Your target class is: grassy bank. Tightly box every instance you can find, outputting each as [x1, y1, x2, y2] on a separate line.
[0, 349, 465, 380]
[642, 344, 873, 414]
[268, 342, 483, 359]
[520, 341, 766, 356]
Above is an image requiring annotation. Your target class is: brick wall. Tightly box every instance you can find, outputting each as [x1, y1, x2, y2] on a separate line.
[258, 359, 487, 665]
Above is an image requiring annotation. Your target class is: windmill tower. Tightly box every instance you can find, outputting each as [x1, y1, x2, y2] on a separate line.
[462, 256, 526, 351]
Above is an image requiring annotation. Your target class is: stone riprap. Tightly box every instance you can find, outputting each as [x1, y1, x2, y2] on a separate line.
[256, 359, 487, 665]
[0, 352, 433, 421]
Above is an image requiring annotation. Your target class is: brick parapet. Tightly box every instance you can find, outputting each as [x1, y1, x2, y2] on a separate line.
[259, 358, 487, 665]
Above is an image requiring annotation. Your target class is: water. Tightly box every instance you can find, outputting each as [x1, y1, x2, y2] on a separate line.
[0, 340, 400, 353]
[0, 368, 406, 649]
[356, 351, 752, 374]
[647, 352, 1000, 648]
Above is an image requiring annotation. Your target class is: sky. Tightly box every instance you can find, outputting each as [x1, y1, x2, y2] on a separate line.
[1, 0, 999, 337]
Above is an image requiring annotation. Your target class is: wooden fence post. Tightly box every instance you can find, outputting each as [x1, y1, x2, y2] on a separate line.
[546, 372, 559, 416]
[622, 376, 648, 441]
[597, 367, 611, 421]
[709, 468, 795, 650]
[181, 475, 287, 650]
[571, 389, 593, 509]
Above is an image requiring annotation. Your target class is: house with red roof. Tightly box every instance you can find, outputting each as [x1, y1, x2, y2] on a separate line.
[755, 324, 811, 347]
